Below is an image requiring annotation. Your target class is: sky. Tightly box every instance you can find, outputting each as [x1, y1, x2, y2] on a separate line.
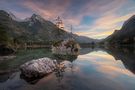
[0, 0, 135, 39]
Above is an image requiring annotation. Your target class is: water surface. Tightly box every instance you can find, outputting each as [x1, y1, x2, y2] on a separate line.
[0, 47, 135, 90]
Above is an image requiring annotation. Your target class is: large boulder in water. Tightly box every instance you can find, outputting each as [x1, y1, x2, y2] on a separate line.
[20, 57, 57, 79]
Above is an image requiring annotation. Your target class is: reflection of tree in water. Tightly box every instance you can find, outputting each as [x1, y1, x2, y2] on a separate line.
[52, 53, 78, 83]
[54, 61, 66, 83]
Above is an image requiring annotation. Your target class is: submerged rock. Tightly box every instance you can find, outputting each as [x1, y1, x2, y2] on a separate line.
[20, 57, 57, 78]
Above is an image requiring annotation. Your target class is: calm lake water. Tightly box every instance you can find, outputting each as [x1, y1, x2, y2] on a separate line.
[0, 47, 135, 90]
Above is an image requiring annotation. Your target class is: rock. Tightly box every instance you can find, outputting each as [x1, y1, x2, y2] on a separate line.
[20, 57, 57, 78]
[52, 39, 80, 55]
[20, 57, 75, 84]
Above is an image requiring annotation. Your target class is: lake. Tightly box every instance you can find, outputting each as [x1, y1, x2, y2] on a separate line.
[0, 47, 135, 90]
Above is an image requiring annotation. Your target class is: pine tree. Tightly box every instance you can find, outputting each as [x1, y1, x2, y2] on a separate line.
[0, 24, 10, 45]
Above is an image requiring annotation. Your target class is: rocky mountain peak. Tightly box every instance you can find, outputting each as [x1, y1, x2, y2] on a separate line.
[0, 10, 10, 17]
[128, 15, 135, 20]
[0, 10, 95, 44]
[8, 12, 22, 21]
[31, 14, 45, 22]
[24, 14, 45, 23]
[122, 15, 135, 29]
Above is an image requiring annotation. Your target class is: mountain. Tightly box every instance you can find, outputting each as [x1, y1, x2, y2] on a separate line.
[104, 15, 135, 45]
[73, 35, 96, 43]
[0, 10, 95, 46]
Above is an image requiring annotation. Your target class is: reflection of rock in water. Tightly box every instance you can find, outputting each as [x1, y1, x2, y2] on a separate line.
[105, 46, 135, 74]
[54, 61, 73, 83]
[52, 50, 78, 82]
[20, 73, 47, 84]
[52, 54, 77, 62]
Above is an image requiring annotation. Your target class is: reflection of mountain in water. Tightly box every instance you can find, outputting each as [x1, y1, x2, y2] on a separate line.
[79, 46, 135, 75]
[0, 46, 135, 90]
[79, 48, 99, 55]
[1, 47, 135, 86]
[104, 46, 135, 74]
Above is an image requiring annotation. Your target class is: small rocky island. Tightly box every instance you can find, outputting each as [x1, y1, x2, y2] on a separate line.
[51, 39, 81, 55]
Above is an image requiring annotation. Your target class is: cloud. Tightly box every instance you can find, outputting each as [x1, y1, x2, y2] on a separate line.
[0, 0, 135, 39]
[23, 0, 70, 19]
[22, 0, 127, 23]
[80, 12, 135, 39]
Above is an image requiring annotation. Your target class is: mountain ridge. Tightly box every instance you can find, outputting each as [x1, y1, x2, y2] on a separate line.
[0, 10, 95, 46]
[104, 15, 135, 45]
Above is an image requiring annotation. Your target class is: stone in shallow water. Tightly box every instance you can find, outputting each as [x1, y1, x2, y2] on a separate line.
[20, 57, 57, 79]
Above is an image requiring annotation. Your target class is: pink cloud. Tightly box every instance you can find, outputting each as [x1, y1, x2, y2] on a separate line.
[19, 0, 135, 39]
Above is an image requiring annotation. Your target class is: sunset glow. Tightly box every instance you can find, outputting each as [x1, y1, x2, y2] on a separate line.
[0, 0, 135, 39]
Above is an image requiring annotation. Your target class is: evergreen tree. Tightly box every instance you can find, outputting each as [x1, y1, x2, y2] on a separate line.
[0, 24, 10, 45]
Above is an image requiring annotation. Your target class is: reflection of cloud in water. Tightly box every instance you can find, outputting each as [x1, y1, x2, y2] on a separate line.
[70, 61, 129, 90]
[77, 50, 135, 79]
[96, 64, 135, 78]
[1, 48, 135, 90]
[79, 51, 117, 62]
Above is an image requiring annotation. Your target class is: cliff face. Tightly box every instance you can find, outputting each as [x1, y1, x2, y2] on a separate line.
[105, 15, 135, 45]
